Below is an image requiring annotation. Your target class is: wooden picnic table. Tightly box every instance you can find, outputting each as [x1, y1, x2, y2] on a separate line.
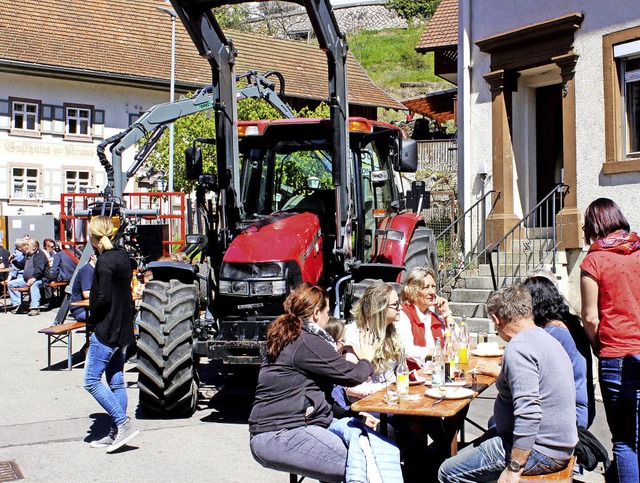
[351, 355, 500, 456]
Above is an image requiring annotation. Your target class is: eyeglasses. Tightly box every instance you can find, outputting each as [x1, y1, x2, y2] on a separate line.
[387, 301, 401, 311]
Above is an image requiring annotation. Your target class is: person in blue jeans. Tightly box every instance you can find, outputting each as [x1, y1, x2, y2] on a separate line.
[8, 238, 49, 315]
[439, 285, 577, 482]
[83, 216, 138, 453]
[581, 198, 640, 482]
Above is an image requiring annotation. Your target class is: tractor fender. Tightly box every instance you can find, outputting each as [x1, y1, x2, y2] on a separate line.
[147, 261, 199, 285]
[373, 213, 424, 266]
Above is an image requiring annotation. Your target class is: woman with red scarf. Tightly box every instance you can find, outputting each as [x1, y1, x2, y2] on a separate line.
[396, 267, 454, 368]
[581, 198, 640, 482]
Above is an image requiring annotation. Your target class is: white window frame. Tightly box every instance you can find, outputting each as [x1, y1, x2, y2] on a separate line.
[615, 40, 640, 159]
[11, 166, 40, 200]
[10, 98, 40, 134]
[65, 169, 92, 193]
[64, 104, 93, 138]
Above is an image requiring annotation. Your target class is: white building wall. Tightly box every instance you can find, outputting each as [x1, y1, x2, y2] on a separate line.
[0, 71, 169, 217]
[466, 0, 640, 232]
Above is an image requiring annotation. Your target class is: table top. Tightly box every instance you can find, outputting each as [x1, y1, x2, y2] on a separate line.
[350, 357, 498, 418]
[70, 293, 141, 308]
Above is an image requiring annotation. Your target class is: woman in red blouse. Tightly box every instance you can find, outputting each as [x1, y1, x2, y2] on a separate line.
[580, 198, 640, 482]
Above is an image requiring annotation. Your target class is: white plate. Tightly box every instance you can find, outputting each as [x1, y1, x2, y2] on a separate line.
[424, 380, 466, 387]
[470, 348, 504, 357]
[409, 375, 427, 386]
[425, 387, 475, 399]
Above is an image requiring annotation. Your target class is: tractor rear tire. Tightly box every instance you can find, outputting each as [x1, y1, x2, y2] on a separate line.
[137, 280, 198, 417]
[403, 226, 437, 275]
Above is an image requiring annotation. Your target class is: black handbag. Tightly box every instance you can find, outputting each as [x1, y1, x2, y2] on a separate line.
[574, 425, 610, 471]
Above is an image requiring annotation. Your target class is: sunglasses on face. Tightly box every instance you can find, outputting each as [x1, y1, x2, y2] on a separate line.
[387, 301, 401, 311]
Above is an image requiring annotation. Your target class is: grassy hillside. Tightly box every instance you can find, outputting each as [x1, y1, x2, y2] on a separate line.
[346, 25, 453, 119]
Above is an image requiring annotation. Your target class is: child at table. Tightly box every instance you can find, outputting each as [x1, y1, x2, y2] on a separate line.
[326, 317, 379, 430]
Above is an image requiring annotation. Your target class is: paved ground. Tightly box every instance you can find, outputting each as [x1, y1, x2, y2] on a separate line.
[0, 308, 611, 482]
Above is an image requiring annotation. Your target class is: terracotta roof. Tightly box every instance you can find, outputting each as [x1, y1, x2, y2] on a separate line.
[416, 0, 458, 52]
[0, 0, 404, 110]
[402, 88, 456, 124]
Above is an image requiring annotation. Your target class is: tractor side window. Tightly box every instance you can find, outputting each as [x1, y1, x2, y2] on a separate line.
[273, 149, 332, 212]
[360, 142, 394, 261]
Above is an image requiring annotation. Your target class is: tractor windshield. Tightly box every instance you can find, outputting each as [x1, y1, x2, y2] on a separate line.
[240, 142, 333, 220]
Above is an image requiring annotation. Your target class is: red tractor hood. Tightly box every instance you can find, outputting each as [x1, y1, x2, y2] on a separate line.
[224, 211, 322, 264]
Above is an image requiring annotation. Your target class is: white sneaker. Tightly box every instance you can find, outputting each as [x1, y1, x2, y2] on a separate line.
[106, 420, 140, 453]
[89, 428, 116, 448]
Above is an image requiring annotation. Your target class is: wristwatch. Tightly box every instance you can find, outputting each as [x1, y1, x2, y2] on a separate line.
[507, 460, 523, 472]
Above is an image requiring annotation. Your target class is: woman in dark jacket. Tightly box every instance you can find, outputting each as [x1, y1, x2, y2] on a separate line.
[83, 216, 138, 453]
[249, 283, 376, 482]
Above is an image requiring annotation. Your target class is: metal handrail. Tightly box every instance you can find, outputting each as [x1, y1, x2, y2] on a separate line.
[435, 190, 501, 292]
[488, 184, 569, 290]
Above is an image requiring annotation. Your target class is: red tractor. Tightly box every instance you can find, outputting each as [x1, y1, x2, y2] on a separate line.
[128, 0, 438, 416]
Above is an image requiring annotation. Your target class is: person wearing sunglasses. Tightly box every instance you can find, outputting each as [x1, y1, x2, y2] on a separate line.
[342, 282, 403, 401]
[396, 267, 454, 368]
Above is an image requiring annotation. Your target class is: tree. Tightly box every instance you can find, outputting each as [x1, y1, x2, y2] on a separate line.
[387, 0, 441, 22]
[144, 98, 329, 193]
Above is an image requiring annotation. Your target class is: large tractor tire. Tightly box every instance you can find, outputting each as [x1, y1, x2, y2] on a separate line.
[137, 280, 198, 417]
[344, 278, 402, 319]
[403, 226, 437, 275]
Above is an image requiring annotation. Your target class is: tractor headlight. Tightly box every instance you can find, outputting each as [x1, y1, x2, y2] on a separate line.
[250, 280, 288, 296]
[219, 280, 249, 295]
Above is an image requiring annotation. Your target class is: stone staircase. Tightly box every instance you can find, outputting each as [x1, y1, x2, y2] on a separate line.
[448, 264, 494, 337]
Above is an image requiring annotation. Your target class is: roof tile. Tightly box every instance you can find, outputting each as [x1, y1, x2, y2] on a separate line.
[416, 0, 458, 52]
[0, 0, 404, 110]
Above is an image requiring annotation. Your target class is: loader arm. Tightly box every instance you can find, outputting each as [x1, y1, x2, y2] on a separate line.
[169, 0, 350, 257]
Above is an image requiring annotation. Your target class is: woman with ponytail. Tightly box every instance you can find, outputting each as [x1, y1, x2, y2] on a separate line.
[83, 216, 139, 453]
[249, 283, 376, 482]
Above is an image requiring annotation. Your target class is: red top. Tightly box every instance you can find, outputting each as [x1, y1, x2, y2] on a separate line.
[401, 303, 445, 349]
[580, 249, 640, 357]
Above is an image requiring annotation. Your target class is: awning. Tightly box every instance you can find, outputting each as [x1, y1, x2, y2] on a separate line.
[402, 88, 457, 124]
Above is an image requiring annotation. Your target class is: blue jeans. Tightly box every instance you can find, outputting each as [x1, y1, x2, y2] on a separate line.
[438, 433, 570, 482]
[600, 356, 640, 483]
[250, 425, 347, 482]
[8, 278, 42, 308]
[83, 333, 128, 427]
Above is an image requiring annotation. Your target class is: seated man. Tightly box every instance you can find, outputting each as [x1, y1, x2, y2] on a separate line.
[50, 242, 79, 283]
[69, 254, 96, 322]
[438, 284, 578, 482]
[8, 239, 50, 316]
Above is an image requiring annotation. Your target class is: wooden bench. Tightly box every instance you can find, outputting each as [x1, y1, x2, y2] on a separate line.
[521, 456, 576, 482]
[48, 281, 69, 307]
[12, 286, 31, 312]
[38, 321, 86, 370]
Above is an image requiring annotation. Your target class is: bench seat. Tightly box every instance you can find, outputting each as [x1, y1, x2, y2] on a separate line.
[38, 322, 87, 370]
[521, 456, 576, 482]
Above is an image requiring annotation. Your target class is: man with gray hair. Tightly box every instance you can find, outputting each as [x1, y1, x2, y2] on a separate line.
[439, 285, 578, 482]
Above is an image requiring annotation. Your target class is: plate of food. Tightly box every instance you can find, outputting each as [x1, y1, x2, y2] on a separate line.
[425, 387, 475, 399]
[470, 342, 504, 357]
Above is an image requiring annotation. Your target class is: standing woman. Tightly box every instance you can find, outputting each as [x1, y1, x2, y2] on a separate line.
[83, 216, 138, 452]
[580, 198, 640, 481]
[249, 283, 376, 482]
[396, 267, 453, 366]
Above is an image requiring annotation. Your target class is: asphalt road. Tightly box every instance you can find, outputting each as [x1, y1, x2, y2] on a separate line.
[0, 308, 611, 482]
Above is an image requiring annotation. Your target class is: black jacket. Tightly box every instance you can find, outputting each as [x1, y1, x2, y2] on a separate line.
[249, 326, 374, 435]
[88, 248, 135, 348]
[23, 249, 50, 282]
[51, 249, 78, 282]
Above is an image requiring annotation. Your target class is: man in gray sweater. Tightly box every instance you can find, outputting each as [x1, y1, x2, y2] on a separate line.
[439, 285, 578, 482]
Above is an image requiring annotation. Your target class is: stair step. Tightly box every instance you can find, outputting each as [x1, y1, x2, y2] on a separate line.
[461, 277, 495, 290]
[451, 288, 492, 303]
[449, 302, 488, 318]
[453, 316, 494, 335]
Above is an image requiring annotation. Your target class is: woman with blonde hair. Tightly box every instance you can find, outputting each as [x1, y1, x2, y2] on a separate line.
[83, 216, 138, 453]
[343, 282, 403, 400]
[249, 283, 376, 482]
[396, 267, 453, 366]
